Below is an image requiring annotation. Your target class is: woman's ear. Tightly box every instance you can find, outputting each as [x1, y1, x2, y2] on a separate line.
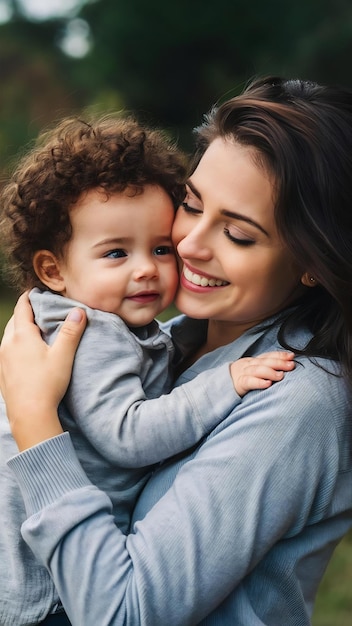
[301, 272, 318, 288]
[33, 250, 66, 293]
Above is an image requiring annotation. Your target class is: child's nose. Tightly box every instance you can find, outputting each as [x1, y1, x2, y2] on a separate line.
[133, 257, 159, 281]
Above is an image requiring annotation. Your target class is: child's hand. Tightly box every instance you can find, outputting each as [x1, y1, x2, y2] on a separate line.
[230, 351, 295, 397]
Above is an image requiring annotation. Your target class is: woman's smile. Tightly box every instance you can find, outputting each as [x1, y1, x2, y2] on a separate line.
[182, 263, 230, 289]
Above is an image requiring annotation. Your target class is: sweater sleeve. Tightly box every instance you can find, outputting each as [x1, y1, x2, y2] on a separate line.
[60, 307, 240, 466]
[8, 360, 346, 626]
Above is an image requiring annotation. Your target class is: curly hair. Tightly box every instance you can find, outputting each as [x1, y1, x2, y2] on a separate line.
[0, 114, 187, 290]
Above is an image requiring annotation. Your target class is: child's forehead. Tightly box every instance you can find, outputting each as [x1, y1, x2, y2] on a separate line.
[72, 185, 169, 208]
[68, 186, 175, 240]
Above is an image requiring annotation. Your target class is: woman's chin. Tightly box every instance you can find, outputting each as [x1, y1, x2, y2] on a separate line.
[174, 292, 208, 319]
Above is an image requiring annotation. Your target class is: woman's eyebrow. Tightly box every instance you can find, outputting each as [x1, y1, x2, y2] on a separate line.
[220, 209, 270, 237]
[186, 179, 202, 200]
[187, 179, 269, 237]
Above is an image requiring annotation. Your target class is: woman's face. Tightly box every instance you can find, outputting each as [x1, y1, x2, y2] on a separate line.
[172, 137, 305, 337]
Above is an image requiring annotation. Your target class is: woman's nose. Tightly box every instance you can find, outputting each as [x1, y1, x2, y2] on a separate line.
[176, 224, 213, 261]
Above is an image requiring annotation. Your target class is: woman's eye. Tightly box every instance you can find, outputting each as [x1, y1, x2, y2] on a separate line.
[153, 245, 174, 256]
[181, 201, 202, 215]
[224, 228, 255, 247]
[104, 249, 127, 259]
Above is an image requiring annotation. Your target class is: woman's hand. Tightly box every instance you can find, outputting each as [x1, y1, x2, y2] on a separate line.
[0, 291, 87, 451]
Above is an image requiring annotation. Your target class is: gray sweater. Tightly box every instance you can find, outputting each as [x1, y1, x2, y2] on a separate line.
[8, 313, 352, 626]
[0, 288, 238, 626]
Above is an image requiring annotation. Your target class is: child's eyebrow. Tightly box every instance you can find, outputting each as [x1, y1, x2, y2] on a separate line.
[93, 237, 130, 248]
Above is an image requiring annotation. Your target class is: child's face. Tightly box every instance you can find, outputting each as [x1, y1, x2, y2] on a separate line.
[58, 185, 178, 327]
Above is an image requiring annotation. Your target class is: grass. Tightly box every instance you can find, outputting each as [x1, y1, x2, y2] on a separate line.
[1, 294, 351, 623]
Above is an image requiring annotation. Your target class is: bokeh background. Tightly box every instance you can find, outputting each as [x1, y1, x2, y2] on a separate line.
[0, 1, 351, 623]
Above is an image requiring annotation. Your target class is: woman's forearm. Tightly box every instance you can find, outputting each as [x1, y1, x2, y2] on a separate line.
[11, 409, 64, 451]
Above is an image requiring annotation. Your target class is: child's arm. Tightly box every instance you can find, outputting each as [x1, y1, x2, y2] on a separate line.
[63, 308, 238, 467]
[64, 310, 295, 467]
[32, 292, 294, 468]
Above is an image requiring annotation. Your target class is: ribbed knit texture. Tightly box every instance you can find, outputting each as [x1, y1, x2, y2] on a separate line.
[7, 314, 352, 625]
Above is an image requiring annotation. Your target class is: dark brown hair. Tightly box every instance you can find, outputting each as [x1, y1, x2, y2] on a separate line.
[1, 114, 187, 290]
[195, 76, 352, 377]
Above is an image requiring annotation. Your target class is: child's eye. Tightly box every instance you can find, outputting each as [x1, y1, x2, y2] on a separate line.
[104, 249, 127, 259]
[224, 228, 255, 247]
[153, 245, 174, 256]
[181, 201, 202, 215]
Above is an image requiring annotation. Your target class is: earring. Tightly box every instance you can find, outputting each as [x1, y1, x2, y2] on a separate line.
[309, 276, 316, 284]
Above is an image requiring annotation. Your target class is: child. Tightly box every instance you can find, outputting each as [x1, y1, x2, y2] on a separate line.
[0, 114, 294, 625]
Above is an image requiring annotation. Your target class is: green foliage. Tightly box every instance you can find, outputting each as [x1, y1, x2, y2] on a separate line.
[2, 0, 352, 157]
[0, 292, 16, 332]
[0, 18, 78, 168]
[75, 0, 352, 146]
[313, 530, 352, 625]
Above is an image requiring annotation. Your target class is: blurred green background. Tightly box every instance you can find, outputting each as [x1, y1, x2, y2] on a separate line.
[0, 0, 351, 622]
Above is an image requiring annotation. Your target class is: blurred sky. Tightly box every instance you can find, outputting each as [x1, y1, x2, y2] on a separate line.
[0, 0, 84, 22]
[0, 0, 91, 56]
[18, 0, 81, 19]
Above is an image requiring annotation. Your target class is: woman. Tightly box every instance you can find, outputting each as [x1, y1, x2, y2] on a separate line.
[1, 76, 352, 625]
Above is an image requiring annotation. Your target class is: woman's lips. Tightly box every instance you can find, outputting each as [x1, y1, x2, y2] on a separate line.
[183, 265, 229, 287]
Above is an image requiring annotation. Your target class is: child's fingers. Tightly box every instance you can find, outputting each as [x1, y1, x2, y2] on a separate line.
[235, 373, 277, 397]
[240, 375, 274, 390]
[242, 365, 286, 382]
[254, 351, 295, 361]
[230, 353, 295, 396]
[236, 361, 295, 396]
[246, 354, 295, 372]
